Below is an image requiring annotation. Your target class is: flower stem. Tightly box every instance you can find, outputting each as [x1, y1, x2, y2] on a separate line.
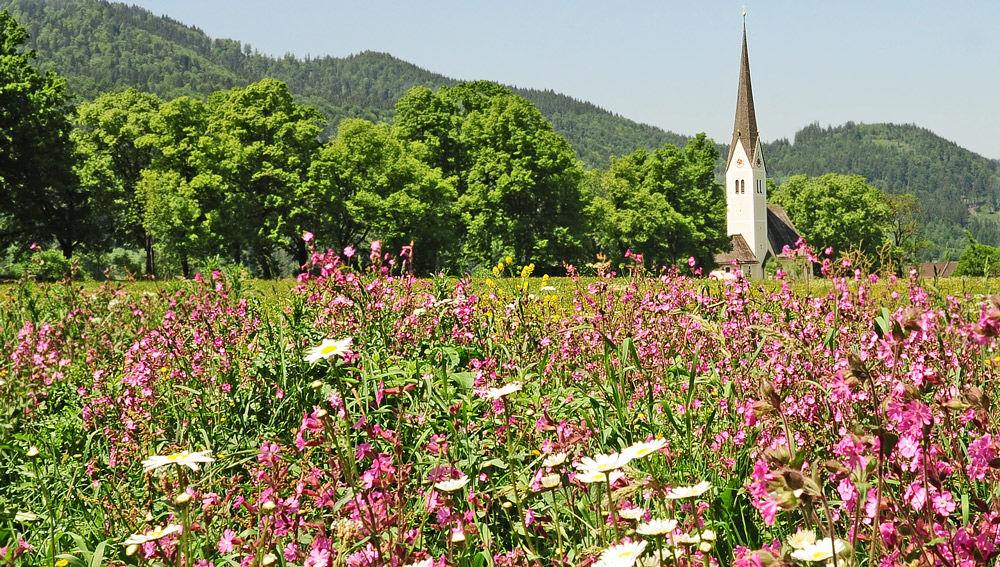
[503, 400, 536, 556]
[604, 473, 622, 542]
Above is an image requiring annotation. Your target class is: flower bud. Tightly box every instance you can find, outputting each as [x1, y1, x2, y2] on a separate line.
[174, 492, 192, 505]
[310, 380, 323, 389]
[262, 553, 278, 566]
[261, 500, 276, 511]
[26, 446, 40, 458]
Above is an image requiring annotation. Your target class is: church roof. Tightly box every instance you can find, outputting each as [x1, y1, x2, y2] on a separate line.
[727, 22, 760, 169]
[715, 234, 758, 266]
[767, 205, 802, 255]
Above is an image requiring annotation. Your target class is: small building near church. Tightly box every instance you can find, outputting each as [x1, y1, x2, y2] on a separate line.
[713, 18, 806, 279]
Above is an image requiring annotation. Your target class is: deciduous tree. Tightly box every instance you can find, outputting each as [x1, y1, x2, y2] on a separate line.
[771, 173, 891, 260]
[302, 119, 457, 272]
[587, 135, 727, 270]
[73, 88, 163, 272]
[0, 10, 85, 257]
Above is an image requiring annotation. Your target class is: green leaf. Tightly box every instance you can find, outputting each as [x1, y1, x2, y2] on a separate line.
[450, 371, 476, 390]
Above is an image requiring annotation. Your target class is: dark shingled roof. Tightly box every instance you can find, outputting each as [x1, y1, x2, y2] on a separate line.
[767, 205, 802, 255]
[726, 22, 760, 169]
[715, 234, 757, 265]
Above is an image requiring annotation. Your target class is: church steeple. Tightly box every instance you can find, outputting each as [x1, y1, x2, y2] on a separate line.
[727, 21, 759, 168]
[720, 15, 769, 279]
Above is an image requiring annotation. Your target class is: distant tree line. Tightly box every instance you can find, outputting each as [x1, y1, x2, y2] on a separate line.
[6, 0, 999, 266]
[1, 9, 733, 277]
[0, 9, 958, 279]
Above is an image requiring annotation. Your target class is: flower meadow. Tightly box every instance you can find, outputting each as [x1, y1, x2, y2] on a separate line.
[2, 243, 1000, 567]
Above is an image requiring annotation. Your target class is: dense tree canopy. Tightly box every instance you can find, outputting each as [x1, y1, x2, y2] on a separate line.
[197, 79, 324, 276]
[0, 9, 82, 257]
[587, 134, 728, 270]
[771, 173, 892, 260]
[303, 118, 456, 273]
[954, 236, 1000, 277]
[73, 88, 163, 272]
[396, 82, 589, 270]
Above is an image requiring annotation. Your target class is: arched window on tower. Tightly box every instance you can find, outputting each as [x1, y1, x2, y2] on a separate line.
[734, 180, 738, 194]
[740, 180, 745, 194]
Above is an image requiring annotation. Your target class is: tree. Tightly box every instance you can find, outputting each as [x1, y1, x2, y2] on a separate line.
[771, 173, 891, 261]
[884, 192, 929, 272]
[137, 169, 207, 278]
[457, 91, 587, 270]
[302, 119, 457, 272]
[136, 95, 217, 276]
[586, 135, 728, 269]
[953, 234, 1000, 277]
[198, 79, 324, 276]
[0, 10, 85, 257]
[73, 88, 164, 273]
[397, 81, 588, 271]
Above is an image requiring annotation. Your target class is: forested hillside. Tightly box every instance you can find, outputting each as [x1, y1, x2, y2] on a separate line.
[763, 123, 1000, 259]
[2, 0, 999, 261]
[0, 0, 687, 167]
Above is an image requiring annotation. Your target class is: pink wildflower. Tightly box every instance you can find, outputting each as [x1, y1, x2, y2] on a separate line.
[304, 547, 330, 567]
[218, 528, 236, 553]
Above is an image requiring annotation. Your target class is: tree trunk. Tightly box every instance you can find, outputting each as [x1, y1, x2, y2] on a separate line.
[57, 238, 74, 258]
[294, 238, 308, 273]
[145, 232, 155, 276]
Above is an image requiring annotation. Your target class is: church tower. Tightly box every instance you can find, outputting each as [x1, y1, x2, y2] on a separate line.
[724, 19, 768, 279]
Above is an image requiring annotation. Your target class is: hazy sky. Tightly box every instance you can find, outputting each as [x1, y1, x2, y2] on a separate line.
[127, 1, 999, 160]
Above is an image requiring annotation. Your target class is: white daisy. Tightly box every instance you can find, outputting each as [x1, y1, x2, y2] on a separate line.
[434, 475, 470, 492]
[542, 452, 568, 468]
[790, 538, 847, 562]
[540, 474, 562, 489]
[123, 524, 182, 546]
[664, 480, 711, 500]
[597, 540, 647, 567]
[618, 507, 647, 521]
[141, 450, 214, 474]
[636, 517, 678, 535]
[622, 438, 668, 460]
[672, 532, 702, 545]
[575, 470, 625, 485]
[787, 529, 817, 550]
[304, 337, 353, 363]
[576, 451, 632, 474]
[483, 382, 522, 400]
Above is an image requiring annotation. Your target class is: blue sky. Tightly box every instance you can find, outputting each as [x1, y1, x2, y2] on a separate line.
[128, 1, 999, 160]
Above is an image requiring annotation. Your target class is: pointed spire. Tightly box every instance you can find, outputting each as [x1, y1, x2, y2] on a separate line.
[727, 21, 759, 167]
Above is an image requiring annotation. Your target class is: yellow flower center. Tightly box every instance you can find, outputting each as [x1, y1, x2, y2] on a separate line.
[320, 345, 340, 355]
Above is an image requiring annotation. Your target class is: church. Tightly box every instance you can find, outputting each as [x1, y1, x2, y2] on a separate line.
[713, 19, 803, 279]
